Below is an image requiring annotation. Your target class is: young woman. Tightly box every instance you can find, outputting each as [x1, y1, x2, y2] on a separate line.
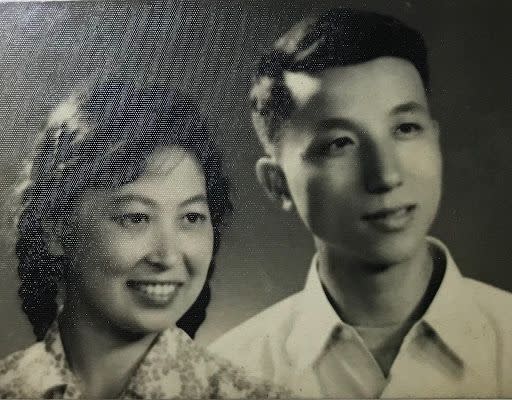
[0, 82, 285, 398]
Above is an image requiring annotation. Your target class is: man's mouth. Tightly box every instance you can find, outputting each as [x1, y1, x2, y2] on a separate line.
[362, 204, 417, 232]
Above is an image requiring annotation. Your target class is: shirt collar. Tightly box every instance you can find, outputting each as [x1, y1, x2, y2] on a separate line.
[286, 253, 344, 371]
[286, 237, 496, 372]
[420, 237, 496, 369]
[124, 326, 190, 398]
[22, 322, 80, 398]
[23, 322, 191, 398]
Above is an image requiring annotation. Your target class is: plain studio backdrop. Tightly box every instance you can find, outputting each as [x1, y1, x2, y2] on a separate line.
[0, 0, 511, 358]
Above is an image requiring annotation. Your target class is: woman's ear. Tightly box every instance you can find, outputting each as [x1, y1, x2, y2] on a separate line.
[42, 219, 65, 256]
[255, 156, 294, 212]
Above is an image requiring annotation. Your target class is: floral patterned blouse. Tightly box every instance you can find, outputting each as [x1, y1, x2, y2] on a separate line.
[0, 323, 287, 399]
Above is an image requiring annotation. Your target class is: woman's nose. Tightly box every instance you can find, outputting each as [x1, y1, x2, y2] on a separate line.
[363, 140, 403, 194]
[146, 225, 189, 279]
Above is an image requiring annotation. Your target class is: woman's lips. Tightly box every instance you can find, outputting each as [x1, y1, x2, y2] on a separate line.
[362, 204, 417, 232]
[127, 280, 183, 305]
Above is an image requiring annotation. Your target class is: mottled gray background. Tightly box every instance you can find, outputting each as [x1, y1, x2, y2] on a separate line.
[1, 0, 511, 358]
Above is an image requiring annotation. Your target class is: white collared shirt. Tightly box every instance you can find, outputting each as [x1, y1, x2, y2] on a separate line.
[210, 238, 512, 398]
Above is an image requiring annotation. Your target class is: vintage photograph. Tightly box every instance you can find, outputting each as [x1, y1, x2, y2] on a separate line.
[0, 0, 511, 397]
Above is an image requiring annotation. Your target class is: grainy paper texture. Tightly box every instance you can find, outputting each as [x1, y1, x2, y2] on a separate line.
[0, 0, 511, 395]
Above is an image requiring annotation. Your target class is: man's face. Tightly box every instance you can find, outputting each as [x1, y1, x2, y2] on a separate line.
[276, 57, 442, 265]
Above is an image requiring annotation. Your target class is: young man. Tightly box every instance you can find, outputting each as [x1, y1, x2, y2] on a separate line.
[211, 8, 512, 398]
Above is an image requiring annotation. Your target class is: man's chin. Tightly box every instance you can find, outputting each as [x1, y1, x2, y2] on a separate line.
[329, 233, 427, 269]
[360, 237, 428, 270]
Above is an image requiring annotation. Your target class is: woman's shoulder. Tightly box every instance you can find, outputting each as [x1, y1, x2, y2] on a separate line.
[0, 341, 60, 398]
[124, 327, 289, 399]
[199, 349, 289, 399]
[167, 328, 289, 398]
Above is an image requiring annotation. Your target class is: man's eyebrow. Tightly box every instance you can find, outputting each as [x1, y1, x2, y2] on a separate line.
[390, 101, 427, 115]
[314, 117, 359, 133]
[179, 194, 208, 207]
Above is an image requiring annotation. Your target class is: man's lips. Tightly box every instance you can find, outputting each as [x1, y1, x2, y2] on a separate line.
[362, 204, 417, 220]
[362, 204, 417, 232]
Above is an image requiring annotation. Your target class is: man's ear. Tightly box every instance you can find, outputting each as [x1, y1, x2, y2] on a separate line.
[42, 219, 65, 257]
[255, 156, 294, 212]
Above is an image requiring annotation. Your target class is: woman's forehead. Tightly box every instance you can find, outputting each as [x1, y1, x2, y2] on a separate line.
[112, 147, 206, 203]
[142, 146, 202, 177]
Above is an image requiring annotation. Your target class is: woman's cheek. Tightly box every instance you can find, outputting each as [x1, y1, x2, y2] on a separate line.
[184, 229, 214, 271]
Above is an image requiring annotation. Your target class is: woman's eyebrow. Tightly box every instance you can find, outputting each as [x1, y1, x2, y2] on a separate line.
[111, 194, 157, 207]
[179, 194, 208, 208]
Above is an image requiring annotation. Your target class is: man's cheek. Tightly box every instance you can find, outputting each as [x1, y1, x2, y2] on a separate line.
[403, 144, 441, 179]
[304, 180, 338, 228]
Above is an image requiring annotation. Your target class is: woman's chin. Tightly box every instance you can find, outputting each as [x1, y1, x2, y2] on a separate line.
[107, 312, 179, 338]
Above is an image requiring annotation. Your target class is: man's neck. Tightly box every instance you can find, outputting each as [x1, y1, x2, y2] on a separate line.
[316, 239, 435, 327]
[58, 302, 157, 398]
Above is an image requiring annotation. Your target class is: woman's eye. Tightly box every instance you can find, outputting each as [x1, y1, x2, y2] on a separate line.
[396, 123, 423, 137]
[328, 137, 355, 153]
[113, 213, 150, 227]
[183, 212, 207, 224]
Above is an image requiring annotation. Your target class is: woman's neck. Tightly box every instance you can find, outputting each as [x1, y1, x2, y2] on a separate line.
[316, 239, 434, 327]
[58, 303, 157, 398]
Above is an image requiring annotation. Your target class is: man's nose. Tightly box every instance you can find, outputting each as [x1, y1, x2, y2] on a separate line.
[362, 140, 403, 194]
[146, 224, 189, 279]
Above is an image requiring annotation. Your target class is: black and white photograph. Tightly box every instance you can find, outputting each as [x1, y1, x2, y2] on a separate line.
[0, 0, 511, 398]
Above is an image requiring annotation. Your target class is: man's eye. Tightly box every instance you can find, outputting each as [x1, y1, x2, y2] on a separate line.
[183, 212, 207, 224]
[113, 213, 150, 227]
[395, 123, 423, 137]
[328, 137, 355, 153]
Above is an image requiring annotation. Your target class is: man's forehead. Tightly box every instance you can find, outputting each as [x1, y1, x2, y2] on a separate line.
[283, 57, 428, 113]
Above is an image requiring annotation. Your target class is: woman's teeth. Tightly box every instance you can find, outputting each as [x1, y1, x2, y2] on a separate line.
[129, 282, 179, 300]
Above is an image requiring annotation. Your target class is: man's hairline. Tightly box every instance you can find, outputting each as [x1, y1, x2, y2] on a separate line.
[251, 58, 432, 160]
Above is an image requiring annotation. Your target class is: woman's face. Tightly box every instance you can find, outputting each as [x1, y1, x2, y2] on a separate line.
[61, 146, 214, 335]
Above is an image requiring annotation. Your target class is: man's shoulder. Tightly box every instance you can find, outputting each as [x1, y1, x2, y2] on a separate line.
[210, 291, 302, 353]
[0, 341, 51, 397]
[464, 277, 512, 391]
[209, 291, 303, 381]
[464, 277, 512, 326]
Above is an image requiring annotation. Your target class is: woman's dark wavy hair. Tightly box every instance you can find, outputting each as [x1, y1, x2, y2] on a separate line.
[16, 81, 232, 341]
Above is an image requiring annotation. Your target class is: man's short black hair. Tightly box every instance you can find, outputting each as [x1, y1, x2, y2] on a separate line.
[250, 8, 429, 153]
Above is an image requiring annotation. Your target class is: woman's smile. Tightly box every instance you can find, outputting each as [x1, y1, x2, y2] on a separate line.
[127, 280, 183, 306]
